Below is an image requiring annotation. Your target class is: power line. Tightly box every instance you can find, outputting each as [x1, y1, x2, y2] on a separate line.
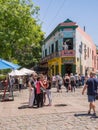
[46, 0, 67, 35]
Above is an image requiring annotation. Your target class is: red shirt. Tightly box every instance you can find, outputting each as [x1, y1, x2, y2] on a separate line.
[36, 81, 41, 94]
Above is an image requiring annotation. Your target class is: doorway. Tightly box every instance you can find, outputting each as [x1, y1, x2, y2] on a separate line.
[65, 64, 72, 75]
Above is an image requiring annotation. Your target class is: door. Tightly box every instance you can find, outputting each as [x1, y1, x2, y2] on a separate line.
[65, 64, 72, 75]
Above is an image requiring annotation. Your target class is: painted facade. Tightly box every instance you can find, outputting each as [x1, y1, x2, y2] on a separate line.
[41, 19, 97, 76]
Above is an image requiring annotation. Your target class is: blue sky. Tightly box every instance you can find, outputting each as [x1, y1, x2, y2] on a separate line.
[33, 0, 98, 45]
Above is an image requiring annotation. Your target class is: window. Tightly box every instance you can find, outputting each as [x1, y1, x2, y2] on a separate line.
[49, 46, 50, 54]
[92, 50, 94, 60]
[79, 42, 83, 54]
[51, 44, 54, 53]
[88, 47, 89, 58]
[55, 40, 58, 52]
[84, 44, 86, 60]
[45, 49, 47, 56]
[63, 38, 73, 50]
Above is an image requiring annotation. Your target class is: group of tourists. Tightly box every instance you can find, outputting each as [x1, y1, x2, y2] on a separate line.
[28, 74, 52, 108]
[7, 71, 98, 117]
[27, 72, 86, 108]
[52, 73, 85, 93]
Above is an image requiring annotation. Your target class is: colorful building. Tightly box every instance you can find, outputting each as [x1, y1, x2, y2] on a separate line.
[41, 19, 97, 77]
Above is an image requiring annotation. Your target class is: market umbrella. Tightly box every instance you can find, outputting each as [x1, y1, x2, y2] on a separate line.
[19, 67, 36, 75]
[0, 58, 20, 70]
[9, 69, 25, 76]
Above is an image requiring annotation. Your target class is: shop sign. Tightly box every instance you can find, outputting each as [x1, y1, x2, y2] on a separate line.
[62, 57, 75, 64]
[61, 50, 75, 56]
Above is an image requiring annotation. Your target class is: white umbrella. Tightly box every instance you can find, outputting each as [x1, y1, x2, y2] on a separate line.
[19, 68, 36, 75]
[9, 69, 25, 76]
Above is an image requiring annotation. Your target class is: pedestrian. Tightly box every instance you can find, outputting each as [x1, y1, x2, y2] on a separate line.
[74, 73, 79, 87]
[55, 74, 59, 92]
[58, 74, 63, 93]
[52, 75, 56, 87]
[33, 75, 37, 106]
[64, 74, 70, 92]
[28, 74, 35, 108]
[70, 73, 76, 92]
[9, 76, 15, 97]
[39, 74, 47, 105]
[18, 76, 23, 92]
[36, 77, 43, 108]
[46, 77, 52, 106]
[81, 74, 85, 86]
[82, 71, 98, 116]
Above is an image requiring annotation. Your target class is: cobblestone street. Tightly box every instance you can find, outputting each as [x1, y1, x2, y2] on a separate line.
[0, 87, 98, 130]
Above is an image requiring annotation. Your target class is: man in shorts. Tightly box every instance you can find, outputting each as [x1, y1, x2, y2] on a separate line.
[82, 71, 98, 116]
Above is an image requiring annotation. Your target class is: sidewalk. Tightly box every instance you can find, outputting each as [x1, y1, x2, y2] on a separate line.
[0, 87, 98, 130]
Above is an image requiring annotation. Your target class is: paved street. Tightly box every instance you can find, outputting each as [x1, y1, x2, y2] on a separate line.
[0, 87, 98, 130]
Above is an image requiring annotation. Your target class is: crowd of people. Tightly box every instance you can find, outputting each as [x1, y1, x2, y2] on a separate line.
[27, 71, 98, 117]
[27, 72, 87, 108]
[52, 73, 85, 93]
[0, 71, 98, 116]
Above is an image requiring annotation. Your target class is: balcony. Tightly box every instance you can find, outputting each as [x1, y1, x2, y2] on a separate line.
[41, 50, 75, 62]
[61, 50, 75, 57]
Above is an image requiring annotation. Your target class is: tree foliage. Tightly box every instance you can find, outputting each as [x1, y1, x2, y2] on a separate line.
[0, 0, 44, 67]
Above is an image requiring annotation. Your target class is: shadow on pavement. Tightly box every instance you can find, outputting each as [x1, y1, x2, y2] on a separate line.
[74, 113, 91, 117]
[74, 113, 98, 118]
[18, 103, 68, 109]
[90, 116, 98, 119]
[55, 104, 67, 107]
[18, 105, 38, 109]
[18, 105, 29, 109]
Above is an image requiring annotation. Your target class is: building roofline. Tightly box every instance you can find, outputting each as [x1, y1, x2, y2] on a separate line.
[44, 19, 78, 42]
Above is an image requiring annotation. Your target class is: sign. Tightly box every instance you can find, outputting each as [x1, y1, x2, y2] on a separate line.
[61, 50, 75, 56]
[62, 57, 75, 64]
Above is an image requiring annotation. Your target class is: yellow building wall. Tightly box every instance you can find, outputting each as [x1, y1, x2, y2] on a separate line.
[48, 57, 61, 76]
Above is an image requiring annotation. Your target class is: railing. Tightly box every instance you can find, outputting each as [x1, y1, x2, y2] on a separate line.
[41, 50, 75, 62]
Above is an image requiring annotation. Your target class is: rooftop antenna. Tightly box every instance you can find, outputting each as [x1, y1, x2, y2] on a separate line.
[84, 26, 85, 32]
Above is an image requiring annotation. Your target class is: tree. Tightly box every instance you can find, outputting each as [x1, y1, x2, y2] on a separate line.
[0, 0, 44, 67]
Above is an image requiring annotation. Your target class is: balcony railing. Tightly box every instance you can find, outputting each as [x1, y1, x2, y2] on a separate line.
[61, 50, 75, 57]
[41, 50, 75, 62]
